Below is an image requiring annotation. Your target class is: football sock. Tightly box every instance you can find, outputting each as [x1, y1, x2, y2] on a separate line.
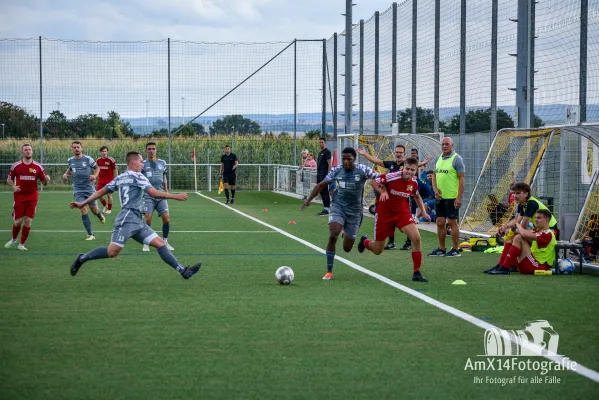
[364, 239, 372, 250]
[12, 224, 21, 241]
[231, 189, 235, 198]
[81, 214, 93, 235]
[157, 245, 185, 273]
[224, 189, 230, 200]
[20, 226, 31, 245]
[498, 242, 512, 266]
[81, 246, 109, 263]
[107, 202, 113, 211]
[504, 246, 521, 268]
[100, 198, 107, 207]
[388, 235, 395, 244]
[162, 223, 170, 240]
[326, 250, 335, 273]
[412, 251, 423, 272]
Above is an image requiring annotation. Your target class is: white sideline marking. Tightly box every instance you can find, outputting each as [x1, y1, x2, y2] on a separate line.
[195, 191, 599, 383]
[0, 230, 274, 234]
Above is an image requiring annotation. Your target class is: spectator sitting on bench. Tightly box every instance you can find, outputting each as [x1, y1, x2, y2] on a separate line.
[484, 182, 558, 274]
[487, 209, 556, 275]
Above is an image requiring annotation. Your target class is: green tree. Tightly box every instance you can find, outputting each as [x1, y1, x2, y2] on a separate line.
[209, 115, 261, 135]
[0, 101, 39, 138]
[278, 131, 291, 138]
[445, 108, 519, 134]
[174, 122, 206, 137]
[71, 113, 110, 138]
[396, 107, 447, 133]
[44, 110, 71, 138]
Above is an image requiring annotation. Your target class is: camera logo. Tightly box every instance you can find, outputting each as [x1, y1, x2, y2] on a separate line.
[484, 320, 560, 356]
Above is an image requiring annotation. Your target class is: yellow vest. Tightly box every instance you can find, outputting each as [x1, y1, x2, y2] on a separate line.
[435, 153, 459, 199]
[529, 197, 558, 228]
[531, 229, 557, 265]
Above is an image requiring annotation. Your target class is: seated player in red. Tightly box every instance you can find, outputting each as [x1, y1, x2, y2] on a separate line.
[358, 157, 431, 282]
[5, 143, 51, 250]
[487, 209, 557, 275]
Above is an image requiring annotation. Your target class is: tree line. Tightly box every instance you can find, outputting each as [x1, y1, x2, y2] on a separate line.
[1, 101, 543, 140]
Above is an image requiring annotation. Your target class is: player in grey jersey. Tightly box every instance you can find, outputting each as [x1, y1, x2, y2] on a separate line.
[62, 141, 106, 240]
[141, 142, 173, 252]
[301, 147, 379, 280]
[68, 151, 201, 280]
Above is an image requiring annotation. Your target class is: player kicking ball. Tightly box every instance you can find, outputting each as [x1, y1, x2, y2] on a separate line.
[301, 147, 379, 280]
[358, 157, 430, 282]
[69, 151, 201, 280]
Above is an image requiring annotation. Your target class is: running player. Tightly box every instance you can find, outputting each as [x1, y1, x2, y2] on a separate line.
[63, 141, 105, 240]
[5, 143, 51, 250]
[96, 146, 118, 214]
[358, 157, 430, 282]
[69, 151, 201, 280]
[301, 147, 378, 280]
[141, 142, 173, 251]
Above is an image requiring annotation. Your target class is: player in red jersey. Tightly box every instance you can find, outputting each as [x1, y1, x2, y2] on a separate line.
[358, 157, 431, 282]
[5, 143, 51, 250]
[96, 146, 118, 214]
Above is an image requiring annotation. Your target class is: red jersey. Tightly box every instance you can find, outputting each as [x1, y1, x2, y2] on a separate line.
[9, 160, 46, 196]
[375, 171, 418, 216]
[96, 156, 117, 183]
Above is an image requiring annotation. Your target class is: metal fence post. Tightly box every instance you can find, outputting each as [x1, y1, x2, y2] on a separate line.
[333, 33, 338, 138]
[460, 0, 466, 153]
[516, 0, 530, 128]
[434, 0, 440, 133]
[322, 39, 326, 136]
[491, 0, 498, 137]
[208, 148, 211, 192]
[392, 2, 397, 125]
[258, 165, 261, 191]
[294, 39, 297, 165]
[411, 1, 417, 135]
[360, 19, 364, 135]
[580, 0, 588, 123]
[375, 11, 380, 135]
[39, 36, 44, 167]
[345, 0, 354, 142]
[167, 38, 172, 189]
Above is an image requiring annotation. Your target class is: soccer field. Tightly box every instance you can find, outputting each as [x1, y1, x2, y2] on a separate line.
[1, 191, 598, 399]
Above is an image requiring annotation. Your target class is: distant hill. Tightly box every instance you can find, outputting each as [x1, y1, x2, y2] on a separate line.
[127, 104, 599, 135]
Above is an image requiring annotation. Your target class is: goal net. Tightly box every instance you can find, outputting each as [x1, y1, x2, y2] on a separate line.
[336, 132, 442, 211]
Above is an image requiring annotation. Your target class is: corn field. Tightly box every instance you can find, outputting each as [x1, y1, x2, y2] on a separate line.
[0, 136, 323, 191]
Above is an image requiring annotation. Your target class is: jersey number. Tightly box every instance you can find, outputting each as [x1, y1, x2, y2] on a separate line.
[120, 186, 130, 206]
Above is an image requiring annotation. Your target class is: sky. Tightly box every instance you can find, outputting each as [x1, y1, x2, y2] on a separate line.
[0, 0, 396, 42]
[0, 0, 596, 125]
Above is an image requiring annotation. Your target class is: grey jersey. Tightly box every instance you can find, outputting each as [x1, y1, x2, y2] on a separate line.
[67, 155, 97, 193]
[105, 170, 153, 217]
[142, 159, 167, 191]
[324, 164, 378, 212]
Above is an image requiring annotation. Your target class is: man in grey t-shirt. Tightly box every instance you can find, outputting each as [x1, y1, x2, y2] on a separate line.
[301, 147, 378, 280]
[141, 142, 173, 252]
[68, 151, 201, 280]
[62, 141, 105, 240]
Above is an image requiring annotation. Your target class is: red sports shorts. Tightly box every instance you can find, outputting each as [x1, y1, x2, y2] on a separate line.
[13, 194, 38, 220]
[518, 253, 550, 274]
[96, 181, 111, 191]
[374, 212, 415, 241]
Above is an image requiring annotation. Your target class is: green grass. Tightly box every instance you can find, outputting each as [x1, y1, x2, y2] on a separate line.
[1, 191, 598, 399]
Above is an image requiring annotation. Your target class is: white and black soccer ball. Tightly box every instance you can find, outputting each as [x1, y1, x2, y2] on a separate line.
[557, 258, 575, 275]
[275, 266, 294, 285]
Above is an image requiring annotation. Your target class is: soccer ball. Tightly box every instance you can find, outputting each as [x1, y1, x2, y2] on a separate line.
[275, 266, 294, 285]
[557, 258, 575, 275]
